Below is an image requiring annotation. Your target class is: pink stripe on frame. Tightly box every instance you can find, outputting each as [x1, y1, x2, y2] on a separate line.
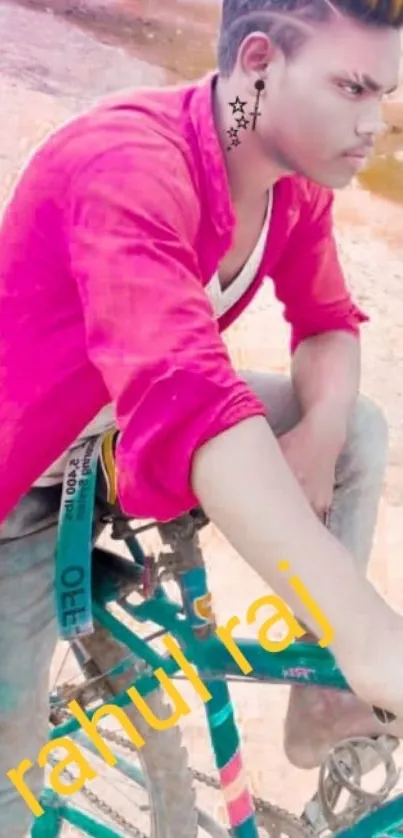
[219, 750, 243, 786]
[227, 788, 254, 826]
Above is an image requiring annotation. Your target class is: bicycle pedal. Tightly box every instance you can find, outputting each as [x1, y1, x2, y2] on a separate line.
[357, 734, 400, 774]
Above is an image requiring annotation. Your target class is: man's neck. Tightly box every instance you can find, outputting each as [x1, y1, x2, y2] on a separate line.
[213, 74, 286, 205]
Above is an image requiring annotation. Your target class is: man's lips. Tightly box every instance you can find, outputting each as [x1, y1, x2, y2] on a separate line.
[342, 146, 373, 159]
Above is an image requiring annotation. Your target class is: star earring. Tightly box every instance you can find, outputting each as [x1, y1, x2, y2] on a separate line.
[250, 78, 265, 130]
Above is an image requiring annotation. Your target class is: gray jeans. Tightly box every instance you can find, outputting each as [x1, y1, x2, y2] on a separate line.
[0, 373, 388, 837]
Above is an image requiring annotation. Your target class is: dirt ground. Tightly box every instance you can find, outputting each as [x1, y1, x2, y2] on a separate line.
[2, 0, 403, 832]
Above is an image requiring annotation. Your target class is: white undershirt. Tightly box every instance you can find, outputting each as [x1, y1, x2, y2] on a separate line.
[35, 191, 273, 486]
[205, 188, 273, 319]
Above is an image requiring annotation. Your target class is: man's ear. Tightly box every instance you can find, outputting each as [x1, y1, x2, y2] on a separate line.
[237, 32, 275, 83]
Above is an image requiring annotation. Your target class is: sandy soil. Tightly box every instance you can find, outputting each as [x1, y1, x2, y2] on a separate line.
[1, 0, 403, 833]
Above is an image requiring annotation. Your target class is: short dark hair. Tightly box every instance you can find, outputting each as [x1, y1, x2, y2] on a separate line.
[218, 0, 403, 76]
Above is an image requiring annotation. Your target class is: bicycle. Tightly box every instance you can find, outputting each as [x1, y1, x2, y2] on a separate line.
[25, 433, 403, 837]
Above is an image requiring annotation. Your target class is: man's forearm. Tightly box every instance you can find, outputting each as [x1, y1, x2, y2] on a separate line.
[191, 415, 388, 663]
[291, 331, 360, 444]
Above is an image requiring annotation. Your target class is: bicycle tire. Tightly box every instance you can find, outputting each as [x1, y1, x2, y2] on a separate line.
[70, 622, 198, 838]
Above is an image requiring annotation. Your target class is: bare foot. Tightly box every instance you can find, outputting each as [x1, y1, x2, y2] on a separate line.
[284, 684, 403, 768]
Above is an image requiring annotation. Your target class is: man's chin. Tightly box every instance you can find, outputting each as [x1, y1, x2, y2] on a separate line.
[305, 167, 356, 189]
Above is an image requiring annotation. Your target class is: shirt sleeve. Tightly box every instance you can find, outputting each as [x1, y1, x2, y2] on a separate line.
[271, 181, 369, 354]
[67, 132, 266, 521]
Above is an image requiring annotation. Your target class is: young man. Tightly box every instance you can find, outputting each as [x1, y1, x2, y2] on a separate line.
[1, 0, 403, 833]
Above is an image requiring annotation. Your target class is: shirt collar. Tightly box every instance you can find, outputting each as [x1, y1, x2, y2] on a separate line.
[189, 71, 236, 241]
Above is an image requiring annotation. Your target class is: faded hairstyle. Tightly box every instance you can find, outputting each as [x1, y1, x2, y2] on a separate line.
[218, 0, 403, 76]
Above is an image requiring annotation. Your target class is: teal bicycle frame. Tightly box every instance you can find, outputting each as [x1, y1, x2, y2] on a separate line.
[31, 528, 403, 838]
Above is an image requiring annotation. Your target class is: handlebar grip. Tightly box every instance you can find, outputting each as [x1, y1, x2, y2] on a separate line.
[372, 705, 397, 724]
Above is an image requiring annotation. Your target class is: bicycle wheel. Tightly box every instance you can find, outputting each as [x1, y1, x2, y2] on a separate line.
[50, 622, 198, 838]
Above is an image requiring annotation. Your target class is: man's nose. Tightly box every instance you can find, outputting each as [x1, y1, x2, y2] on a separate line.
[356, 108, 387, 139]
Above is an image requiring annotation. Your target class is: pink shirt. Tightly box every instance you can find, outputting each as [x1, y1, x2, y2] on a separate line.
[0, 72, 368, 524]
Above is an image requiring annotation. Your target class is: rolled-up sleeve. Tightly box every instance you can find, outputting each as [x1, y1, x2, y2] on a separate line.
[271, 181, 369, 354]
[67, 135, 266, 521]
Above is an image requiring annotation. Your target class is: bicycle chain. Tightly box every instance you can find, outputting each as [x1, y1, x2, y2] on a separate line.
[58, 761, 148, 838]
[78, 778, 147, 838]
[98, 725, 314, 837]
[54, 656, 312, 835]
[53, 702, 311, 837]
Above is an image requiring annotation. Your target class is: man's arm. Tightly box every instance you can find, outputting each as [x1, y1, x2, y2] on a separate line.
[191, 413, 384, 647]
[192, 415, 403, 719]
[291, 330, 360, 449]
[271, 180, 369, 368]
[270, 182, 369, 512]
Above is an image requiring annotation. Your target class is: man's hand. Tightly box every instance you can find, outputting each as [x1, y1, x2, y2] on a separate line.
[278, 407, 347, 519]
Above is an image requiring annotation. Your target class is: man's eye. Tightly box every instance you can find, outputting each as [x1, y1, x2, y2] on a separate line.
[340, 81, 365, 96]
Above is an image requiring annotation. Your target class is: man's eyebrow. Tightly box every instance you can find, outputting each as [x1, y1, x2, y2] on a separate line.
[358, 73, 397, 94]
